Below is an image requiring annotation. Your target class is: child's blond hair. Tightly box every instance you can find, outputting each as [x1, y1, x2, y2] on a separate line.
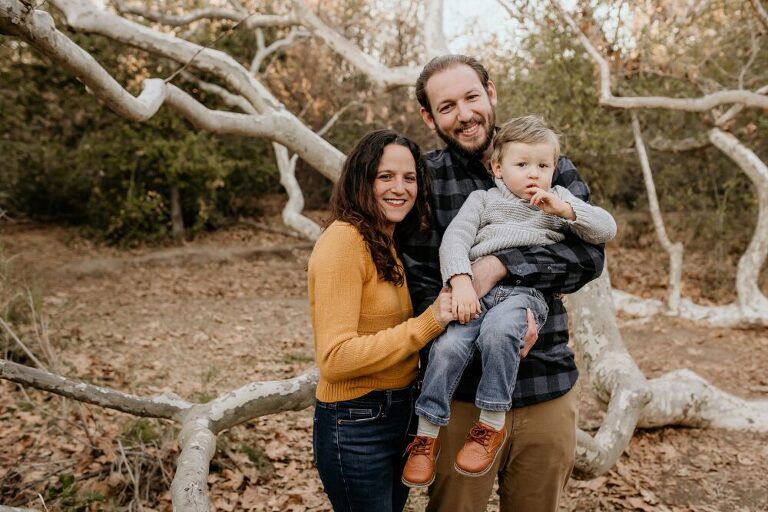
[490, 115, 560, 165]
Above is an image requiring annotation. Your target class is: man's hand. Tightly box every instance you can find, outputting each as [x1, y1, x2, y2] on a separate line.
[520, 308, 539, 358]
[469, 256, 507, 300]
[449, 275, 481, 324]
[529, 187, 576, 220]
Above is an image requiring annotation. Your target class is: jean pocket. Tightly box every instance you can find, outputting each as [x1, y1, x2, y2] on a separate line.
[336, 404, 383, 425]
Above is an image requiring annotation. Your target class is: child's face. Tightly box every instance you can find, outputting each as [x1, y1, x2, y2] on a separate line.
[491, 142, 556, 199]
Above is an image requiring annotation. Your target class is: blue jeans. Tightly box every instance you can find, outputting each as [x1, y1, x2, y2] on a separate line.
[415, 286, 548, 425]
[313, 385, 416, 512]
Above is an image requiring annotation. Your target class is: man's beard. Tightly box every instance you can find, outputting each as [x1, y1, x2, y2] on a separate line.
[435, 111, 496, 160]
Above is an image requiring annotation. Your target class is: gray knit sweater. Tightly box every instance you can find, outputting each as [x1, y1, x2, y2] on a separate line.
[439, 179, 617, 285]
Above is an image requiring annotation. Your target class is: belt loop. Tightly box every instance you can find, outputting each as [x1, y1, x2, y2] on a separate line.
[382, 389, 392, 418]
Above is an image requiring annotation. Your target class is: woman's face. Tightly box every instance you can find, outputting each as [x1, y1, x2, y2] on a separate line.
[373, 143, 418, 234]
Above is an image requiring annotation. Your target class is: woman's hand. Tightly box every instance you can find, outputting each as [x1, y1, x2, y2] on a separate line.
[431, 287, 456, 328]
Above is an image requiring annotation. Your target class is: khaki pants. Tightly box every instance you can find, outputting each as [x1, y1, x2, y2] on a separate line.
[426, 386, 578, 512]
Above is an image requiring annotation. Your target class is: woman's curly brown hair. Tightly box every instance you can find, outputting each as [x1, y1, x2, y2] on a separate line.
[328, 130, 431, 286]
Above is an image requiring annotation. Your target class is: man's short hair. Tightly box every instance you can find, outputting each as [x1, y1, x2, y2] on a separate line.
[415, 55, 490, 115]
[491, 115, 561, 164]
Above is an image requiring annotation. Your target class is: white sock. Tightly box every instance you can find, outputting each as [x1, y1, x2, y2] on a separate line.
[417, 417, 441, 439]
[479, 409, 506, 431]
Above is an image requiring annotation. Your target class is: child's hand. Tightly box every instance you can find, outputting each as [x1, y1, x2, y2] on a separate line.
[449, 275, 481, 324]
[529, 187, 576, 220]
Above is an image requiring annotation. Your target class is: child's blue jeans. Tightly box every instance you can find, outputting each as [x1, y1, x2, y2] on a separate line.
[415, 285, 548, 425]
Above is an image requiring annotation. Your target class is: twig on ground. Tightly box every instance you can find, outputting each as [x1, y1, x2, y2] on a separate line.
[0, 317, 46, 369]
[36, 495, 48, 512]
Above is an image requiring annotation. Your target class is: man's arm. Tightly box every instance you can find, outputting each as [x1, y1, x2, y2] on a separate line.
[474, 156, 605, 296]
[400, 227, 444, 315]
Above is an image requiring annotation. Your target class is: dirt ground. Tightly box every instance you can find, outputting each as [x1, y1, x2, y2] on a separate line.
[1, 212, 767, 511]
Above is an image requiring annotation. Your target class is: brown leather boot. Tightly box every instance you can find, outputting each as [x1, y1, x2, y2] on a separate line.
[454, 421, 507, 477]
[402, 435, 441, 488]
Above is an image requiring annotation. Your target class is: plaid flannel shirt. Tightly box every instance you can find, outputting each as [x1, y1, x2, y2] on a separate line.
[399, 147, 605, 406]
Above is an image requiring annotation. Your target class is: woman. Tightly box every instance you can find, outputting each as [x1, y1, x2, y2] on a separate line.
[309, 130, 453, 512]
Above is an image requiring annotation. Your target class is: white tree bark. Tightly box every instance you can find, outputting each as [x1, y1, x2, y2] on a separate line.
[1, 356, 318, 512]
[289, 0, 418, 90]
[708, 128, 768, 317]
[5, 0, 768, 504]
[424, 0, 450, 58]
[250, 27, 309, 74]
[0, 3, 167, 121]
[569, 271, 768, 479]
[630, 113, 684, 313]
[552, 0, 768, 112]
[273, 143, 322, 240]
[553, 0, 768, 326]
[752, 0, 768, 31]
[113, 1, 299, 29]
[0, 359, 191, 419]
[48, 0, 348, 180]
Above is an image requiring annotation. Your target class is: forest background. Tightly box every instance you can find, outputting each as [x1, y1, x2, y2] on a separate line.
[1, 0, 767, 510]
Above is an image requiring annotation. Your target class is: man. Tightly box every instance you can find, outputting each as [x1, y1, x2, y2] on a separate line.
[400, 55, 605, 512]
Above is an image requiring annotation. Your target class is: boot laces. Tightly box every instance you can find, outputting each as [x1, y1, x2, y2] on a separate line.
[405, 436, 433, 455]
[467, 424, 494, 446]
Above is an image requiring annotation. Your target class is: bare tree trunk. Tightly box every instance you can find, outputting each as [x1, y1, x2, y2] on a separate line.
[708, 128, 768, 317]
[551, 0, 768, 326]
[569, 271, 768, 479]
[631, 113, 684, 314]
[170, 184, 185, 240]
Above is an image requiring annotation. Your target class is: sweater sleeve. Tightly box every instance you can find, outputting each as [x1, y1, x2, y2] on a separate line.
[439, 190, 486, 285]
[553, 186, 617, 244]
[308, 225, 444, 384]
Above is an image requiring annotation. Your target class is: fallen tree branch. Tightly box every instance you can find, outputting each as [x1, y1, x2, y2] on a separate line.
[569, 271, 768, 479]
[1, 355, 318, 512]
[0, 359, 191, 419]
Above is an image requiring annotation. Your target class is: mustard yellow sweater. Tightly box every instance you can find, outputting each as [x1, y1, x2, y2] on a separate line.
[308, 221, 444, 402]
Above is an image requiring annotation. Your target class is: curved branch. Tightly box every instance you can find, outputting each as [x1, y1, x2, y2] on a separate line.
[290, 0, 418, 89]
[205, 368, 318, 432]
[0, 4, 166, 121]
[251, 26, 309, 74]
[0, 359, 191, 419]
[114, 1, 299, 29]
[165, 86, 343, 181]
[568, 272, 652, 479]
[552, 1, 768, 112]
[2, 1, 345, 182]
[641, 369, 768, 430]
[631, 113, 684, 313]
[274, 143, 322, 240]
[708, 128, 768, 316]
[715, 84, 768, 127]
[649, 135, 711, 152]
[752, 0, 768, 32]
[570, 270, 768, 479]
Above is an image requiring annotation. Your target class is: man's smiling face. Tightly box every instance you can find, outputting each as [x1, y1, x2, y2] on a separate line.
[420, 64, 498, 160]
